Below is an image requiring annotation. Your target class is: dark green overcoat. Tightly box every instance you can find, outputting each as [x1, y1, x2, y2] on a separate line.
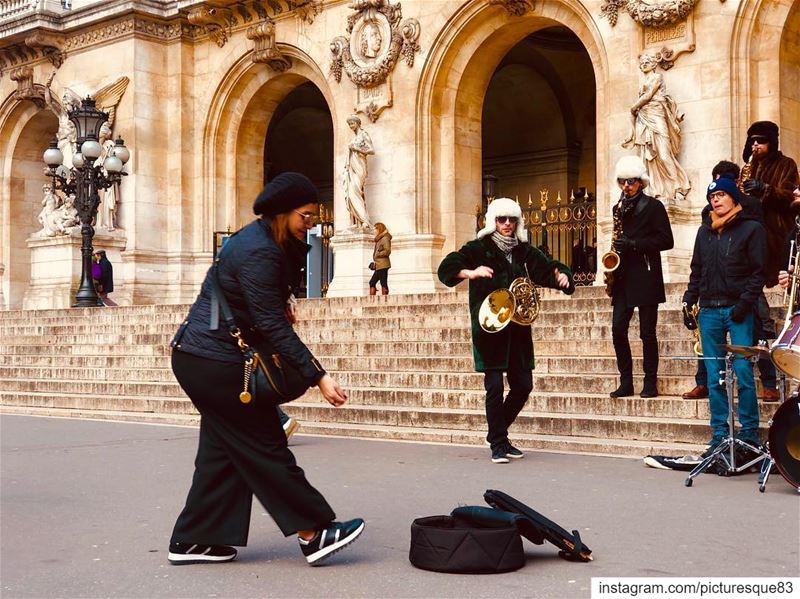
[438, 237, 575, 372]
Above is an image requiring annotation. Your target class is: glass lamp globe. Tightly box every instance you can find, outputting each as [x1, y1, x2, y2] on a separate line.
[81, 137, 102, 160]
[104, 155, 123, 173]
[43, 140, 64, 167]
[73, 152, 85, 168]
[112, 138, 130, 164]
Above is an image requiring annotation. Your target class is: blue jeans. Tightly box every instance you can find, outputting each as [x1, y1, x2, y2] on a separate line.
[698, 306, 759, 436]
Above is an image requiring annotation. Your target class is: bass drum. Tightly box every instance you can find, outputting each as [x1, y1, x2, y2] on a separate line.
[768, 393, 800, 489]
[771, 312, 800, 380]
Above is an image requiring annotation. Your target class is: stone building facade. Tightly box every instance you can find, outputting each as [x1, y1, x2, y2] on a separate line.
[0, 0, 797, 308]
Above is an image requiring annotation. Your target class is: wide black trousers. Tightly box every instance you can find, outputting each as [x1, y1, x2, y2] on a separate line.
[170, 350, 335, 546]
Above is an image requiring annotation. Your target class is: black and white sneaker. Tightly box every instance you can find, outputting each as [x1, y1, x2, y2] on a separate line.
[491, 448, 509, 464]
[168, 542, 237, 565]
[298, 518, 365, 565]
[504, 442, 524, 459]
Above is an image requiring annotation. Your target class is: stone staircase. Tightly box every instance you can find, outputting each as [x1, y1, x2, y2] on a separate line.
[0, 283, 782, 458]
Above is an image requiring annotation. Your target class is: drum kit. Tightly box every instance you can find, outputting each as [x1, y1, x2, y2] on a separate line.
[682, 336, 800, 492]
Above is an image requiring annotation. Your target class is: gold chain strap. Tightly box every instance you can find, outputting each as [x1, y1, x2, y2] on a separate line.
[230, 328, 253, 404]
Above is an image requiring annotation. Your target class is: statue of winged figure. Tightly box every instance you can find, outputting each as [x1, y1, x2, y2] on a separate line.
[43, 72, 129, 169]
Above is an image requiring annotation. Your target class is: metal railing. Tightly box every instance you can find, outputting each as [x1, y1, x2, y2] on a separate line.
[476, 188, 597, 286]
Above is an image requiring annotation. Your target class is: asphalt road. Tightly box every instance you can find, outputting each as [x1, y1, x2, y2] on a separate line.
[1, 414, 798, 598]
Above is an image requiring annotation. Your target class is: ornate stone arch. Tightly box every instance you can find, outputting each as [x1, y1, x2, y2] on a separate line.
[730, 0, 799, 160]
[200, 44, 338, 252]
[415, 0, 609, 252]
[0, 93, 58, 308]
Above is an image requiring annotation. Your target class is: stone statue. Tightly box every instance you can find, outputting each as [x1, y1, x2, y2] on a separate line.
[56, 193, 79, 232]
[343, 115, 374, 229]
[95, 121, 119, 231]
[43, 71, 81, 169]
[622, 53, 691, 202]
[36, 183, 64, 237]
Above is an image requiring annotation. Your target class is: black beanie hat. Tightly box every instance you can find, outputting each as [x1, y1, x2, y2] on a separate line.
[253, 172, 319, 216]
[742, 120, 779, 162]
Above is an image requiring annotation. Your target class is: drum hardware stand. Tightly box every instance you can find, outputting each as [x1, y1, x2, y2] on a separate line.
[685, 352, 769, 487]
[757, 372, 796, 493]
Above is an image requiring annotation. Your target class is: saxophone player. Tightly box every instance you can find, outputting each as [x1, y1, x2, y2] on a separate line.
[438, 198, 574, 464]
[608, 156, 674, 399]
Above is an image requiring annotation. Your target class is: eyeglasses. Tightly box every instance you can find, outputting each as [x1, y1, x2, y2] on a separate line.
[294, 210, 319, 225]
[708, 191, 729, 200]
[751, 136, 769, 145]
[617, 178, 640, 186]
[495, 216, 518, 224]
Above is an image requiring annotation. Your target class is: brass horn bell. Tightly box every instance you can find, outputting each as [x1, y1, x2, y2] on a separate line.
[478, 277, 540, 333]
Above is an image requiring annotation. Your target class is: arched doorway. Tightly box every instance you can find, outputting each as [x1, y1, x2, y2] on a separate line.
[481, 26, 597, 282]
[0, 101, 58, 309]
[263, 81, 334, 296]
[415, 1, 608, 262]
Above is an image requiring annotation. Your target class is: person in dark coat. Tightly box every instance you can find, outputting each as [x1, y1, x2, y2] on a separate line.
[94, 250, 117, 306]
[682, 176, 767, 452]
[682, 161, 779, 401]
[741, 120, 800, 288]
[438, 197, 575, 464]
[168, 172, 364, 567]
[607, 155, 674, 399]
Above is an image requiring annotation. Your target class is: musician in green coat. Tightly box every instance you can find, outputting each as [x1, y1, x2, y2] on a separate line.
[438, 197, 575, 464]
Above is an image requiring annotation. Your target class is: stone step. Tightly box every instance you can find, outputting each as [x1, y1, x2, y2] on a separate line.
[0, 390, 731, 445]
[0, 383, 778, 422]
[0, 405, 706, 459]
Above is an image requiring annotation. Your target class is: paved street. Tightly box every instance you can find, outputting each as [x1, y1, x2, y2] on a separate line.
[1, 414, 798, 598]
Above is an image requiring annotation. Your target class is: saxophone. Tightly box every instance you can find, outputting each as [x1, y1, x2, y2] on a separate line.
[682, 303, 702, 356]
[739, 154, 753, 193]
[601, 201, 623, 297]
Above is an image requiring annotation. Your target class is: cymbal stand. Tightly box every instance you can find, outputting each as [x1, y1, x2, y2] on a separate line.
[685, 352, 768, 487]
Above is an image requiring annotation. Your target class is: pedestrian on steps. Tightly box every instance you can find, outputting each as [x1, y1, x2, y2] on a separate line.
[369, 222, 392, 295]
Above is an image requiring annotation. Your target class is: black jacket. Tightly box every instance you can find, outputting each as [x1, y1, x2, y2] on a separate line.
[683, 208, 767, 311]
[171, 218, 325, 385]
[98, 257, 113, 293]
[611, 192, 674, 306]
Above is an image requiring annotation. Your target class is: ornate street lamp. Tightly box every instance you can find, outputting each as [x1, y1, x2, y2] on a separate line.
[42, 96, 130, 307]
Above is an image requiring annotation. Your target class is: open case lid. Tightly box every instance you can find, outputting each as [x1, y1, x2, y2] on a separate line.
[484, 489, 593, 562]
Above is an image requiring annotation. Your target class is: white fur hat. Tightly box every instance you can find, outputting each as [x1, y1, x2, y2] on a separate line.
[477, 197, 528, 242]
[614, 155, 650, 187]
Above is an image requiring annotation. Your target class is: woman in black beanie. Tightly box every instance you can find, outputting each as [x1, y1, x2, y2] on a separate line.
[168, 172, 364, 566]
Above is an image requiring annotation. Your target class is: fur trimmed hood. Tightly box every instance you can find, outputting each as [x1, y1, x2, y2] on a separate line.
[476, 197, 527, 242]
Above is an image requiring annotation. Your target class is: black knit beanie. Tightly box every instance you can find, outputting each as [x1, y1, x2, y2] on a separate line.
[253, 172, 319, 216]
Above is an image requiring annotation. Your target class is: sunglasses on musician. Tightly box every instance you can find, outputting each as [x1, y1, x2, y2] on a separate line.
[617, 178, 640, 186]
[495, 216, 518, 224]
[750, 136, 769, 145]
[294, 210, 319, 225]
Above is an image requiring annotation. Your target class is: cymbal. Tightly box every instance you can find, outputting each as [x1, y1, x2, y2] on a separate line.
[721, 343, 771, 358]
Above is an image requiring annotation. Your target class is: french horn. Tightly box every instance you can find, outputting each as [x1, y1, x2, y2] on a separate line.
[478, 275, 540, 333]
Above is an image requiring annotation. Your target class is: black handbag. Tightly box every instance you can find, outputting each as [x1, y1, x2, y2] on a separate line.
[368, 262, 376, 271]
[209, 265, 310, 405]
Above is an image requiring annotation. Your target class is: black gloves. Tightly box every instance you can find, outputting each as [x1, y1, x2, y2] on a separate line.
[730, 302, 751, 323]
[683, 310, 697, 330]
[742, 179, 766, 197]
[613, 235, 636, 253]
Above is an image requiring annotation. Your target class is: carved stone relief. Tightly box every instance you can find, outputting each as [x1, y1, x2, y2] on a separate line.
[489, 0, 536, 17]
[9, 66, 44, 108]
[24, 31, 66, 68]
[187, 5, 235, 47]
[330, 0, 421, 122]
[247, 19, 292, 72]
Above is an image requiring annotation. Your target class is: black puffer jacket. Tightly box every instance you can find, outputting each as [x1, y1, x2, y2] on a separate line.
[683, 208, 767, 311]
[171, 218, 325, 385]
